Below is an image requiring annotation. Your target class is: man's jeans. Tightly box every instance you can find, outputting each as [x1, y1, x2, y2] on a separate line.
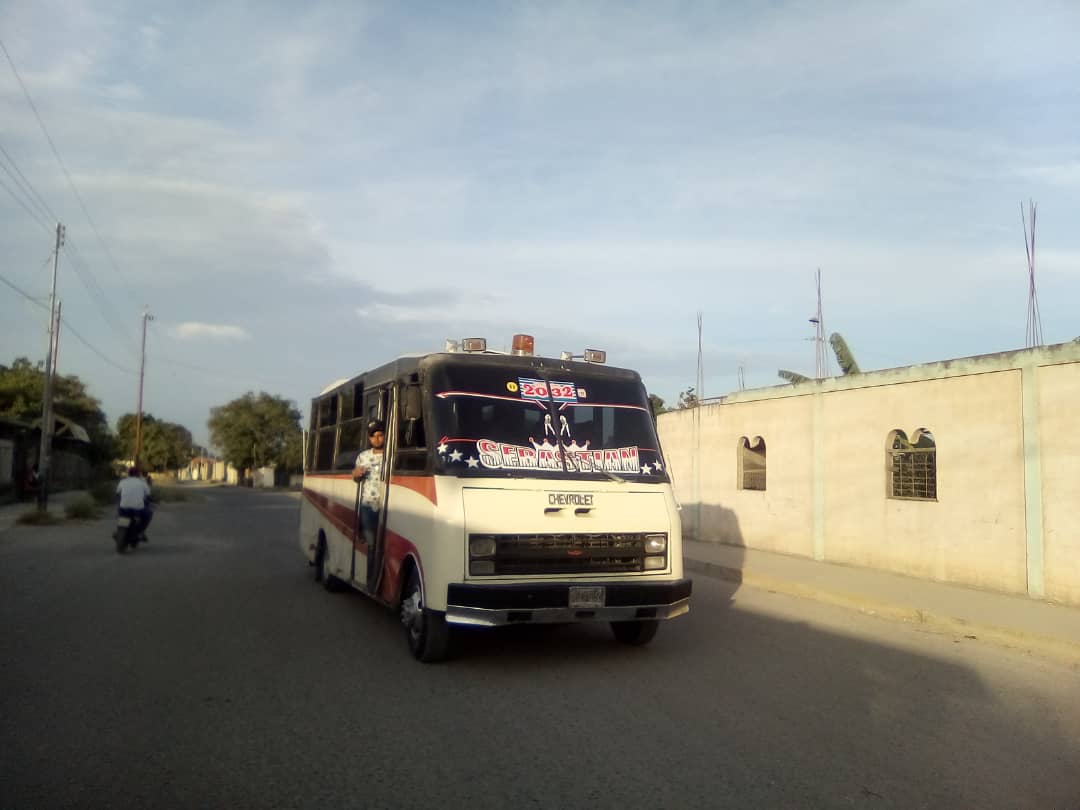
[360, 505, 379, 547]
[118, 506, 152, 534]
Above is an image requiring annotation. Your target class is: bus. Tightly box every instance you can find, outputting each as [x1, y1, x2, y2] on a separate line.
[299, 333, 692, 661]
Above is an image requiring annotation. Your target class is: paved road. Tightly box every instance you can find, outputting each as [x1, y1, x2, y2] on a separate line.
[2, 486, 1078, 809]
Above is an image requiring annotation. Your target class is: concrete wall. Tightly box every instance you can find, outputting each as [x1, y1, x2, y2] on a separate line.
[1039, 361, 1080, 605]
[658, 341, 1080, 605]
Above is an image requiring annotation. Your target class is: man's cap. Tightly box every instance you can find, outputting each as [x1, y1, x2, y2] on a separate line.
[367, 419, 386, 435]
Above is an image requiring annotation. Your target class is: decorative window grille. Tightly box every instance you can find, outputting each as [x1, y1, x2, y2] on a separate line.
[888, 429, 936, 501]
[738, 436, 767, 491]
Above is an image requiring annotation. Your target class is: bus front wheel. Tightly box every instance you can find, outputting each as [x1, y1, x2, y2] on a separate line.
[315, 537, 343, 592]
[400, 567, 450, 663]
[611, 619, 659, 646]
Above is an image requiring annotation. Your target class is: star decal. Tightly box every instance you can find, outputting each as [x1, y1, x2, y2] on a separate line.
[466, 456, 480, 468]
[437, 442, 448, 455]
[641, 464, 652, 475]
[653, 460, 663, 471]
[449, 449, 464, 462]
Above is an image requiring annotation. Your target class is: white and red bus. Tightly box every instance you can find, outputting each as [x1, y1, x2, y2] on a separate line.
[299, 334, 691, 661]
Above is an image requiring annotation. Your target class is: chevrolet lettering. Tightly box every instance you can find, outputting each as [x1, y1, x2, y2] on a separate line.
[548, 493, 594, 506]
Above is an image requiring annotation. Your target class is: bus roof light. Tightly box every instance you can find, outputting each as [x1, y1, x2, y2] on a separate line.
[462, 337, 487, 352]
[512, 334, 535, 356]
[445, 339, 460, 352]
[583, 349, 606, 364]
[560, 351, 573, 361]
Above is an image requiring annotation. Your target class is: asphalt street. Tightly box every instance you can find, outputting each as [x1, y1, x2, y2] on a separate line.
[2, 486, 1078, 809]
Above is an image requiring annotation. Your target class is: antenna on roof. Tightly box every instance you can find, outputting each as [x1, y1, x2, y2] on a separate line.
[696, 311, 704, 402]
[809, 268, 828, 378]
[1021, 199, 1044, 348]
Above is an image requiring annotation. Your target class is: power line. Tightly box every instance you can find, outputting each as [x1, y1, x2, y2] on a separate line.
[0, 140, 58, 222]
[0, 170, 52, 234]
[65, 237, 139, 354]
[147, 320, 298, 390]
[0, 270, 138, 374]
[0, 36, 144, 315]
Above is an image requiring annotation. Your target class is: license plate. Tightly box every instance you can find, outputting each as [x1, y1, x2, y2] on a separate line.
[117, 517, 131, 527]
[569, 586, 605, 609]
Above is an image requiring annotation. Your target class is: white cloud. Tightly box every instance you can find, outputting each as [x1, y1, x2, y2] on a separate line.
[171, 322, 250, 341]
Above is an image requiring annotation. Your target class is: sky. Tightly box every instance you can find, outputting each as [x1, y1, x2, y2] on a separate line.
[2, 0, 1078, 447]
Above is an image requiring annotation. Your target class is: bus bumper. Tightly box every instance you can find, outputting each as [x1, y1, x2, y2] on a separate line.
[444, 579, 692, 627]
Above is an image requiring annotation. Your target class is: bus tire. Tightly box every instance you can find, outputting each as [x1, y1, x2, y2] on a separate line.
[610, 619, 659, 646]
[315, 537, 343, 592]
[401, 567, 450, 663]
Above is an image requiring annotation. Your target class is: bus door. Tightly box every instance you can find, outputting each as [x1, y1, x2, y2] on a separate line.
[365, 384, 397, 593]
[352, 385, 391, 591]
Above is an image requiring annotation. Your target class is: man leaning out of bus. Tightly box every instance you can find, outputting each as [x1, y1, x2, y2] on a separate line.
[352, 419, 386, 546]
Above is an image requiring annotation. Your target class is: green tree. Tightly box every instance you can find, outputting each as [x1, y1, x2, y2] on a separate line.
[676, 386, 699, 409]
[0, 357, 115, 464]
[116, 413, 194, 471]
[648, 393, 666, 419]
[208, 391, 302, 471]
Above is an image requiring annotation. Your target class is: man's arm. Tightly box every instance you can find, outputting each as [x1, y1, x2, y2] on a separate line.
[352, 451, 368, 482]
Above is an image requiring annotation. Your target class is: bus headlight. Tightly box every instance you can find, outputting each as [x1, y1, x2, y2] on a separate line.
[644, 556, 666, 570]
[644, 533, 667, 554]
[470, 537, 496, 557]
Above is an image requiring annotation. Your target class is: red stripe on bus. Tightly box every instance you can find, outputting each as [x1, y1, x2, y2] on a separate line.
[381, 530, 420, 603]
[389, 475, 437, 506]
[304, 489, 359, 546]
[303, 489, 422, 603]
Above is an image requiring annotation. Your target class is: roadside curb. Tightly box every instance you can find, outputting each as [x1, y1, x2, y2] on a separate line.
[685, 557, 1080, 667]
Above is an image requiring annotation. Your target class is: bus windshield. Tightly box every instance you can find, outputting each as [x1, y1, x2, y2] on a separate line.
[428, 363, 669, 481]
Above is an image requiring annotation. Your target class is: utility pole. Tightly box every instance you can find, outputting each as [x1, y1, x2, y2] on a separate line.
[37, 222, 64, 511]
[134, 308, 153, 469]
[51, 301, 62, 370]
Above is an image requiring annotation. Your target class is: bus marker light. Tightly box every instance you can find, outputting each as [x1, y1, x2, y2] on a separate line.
[644, 556, 666, 570]
[512, 334, 535, 356]
[583, 348, 606, 364]
[462, 337, 487, 352]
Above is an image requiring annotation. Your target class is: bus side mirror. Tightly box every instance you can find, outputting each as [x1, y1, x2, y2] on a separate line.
[404, 385, 423, 421]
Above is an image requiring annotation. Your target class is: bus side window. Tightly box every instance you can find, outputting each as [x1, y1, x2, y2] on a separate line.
[395, 382, 428, 473]
[335, 419, 367, 470]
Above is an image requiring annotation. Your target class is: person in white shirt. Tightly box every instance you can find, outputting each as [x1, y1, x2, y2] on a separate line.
[116, 467, 153, 539]
[352, 420, 385, 547]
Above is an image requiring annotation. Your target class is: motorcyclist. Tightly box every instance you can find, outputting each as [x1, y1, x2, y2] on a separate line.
[116, 466, 153, 541]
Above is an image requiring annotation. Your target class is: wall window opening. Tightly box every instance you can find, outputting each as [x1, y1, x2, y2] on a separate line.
[738, 436, 767, 491]
[888, 428, 936, 501]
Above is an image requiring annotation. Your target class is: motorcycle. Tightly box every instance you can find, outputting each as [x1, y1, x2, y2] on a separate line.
[113, 509, 145, 553]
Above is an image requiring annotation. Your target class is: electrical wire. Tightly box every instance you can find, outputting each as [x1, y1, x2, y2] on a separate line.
[0, 140, 58, 223]
[0, 171, 52, 234]
[0, 271, 137, 375]
[64, 237, 139, 354]
[1, 36, 145, 317]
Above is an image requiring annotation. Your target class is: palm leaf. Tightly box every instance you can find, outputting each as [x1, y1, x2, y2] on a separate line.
[778, 369, 810, 384]
[829, 333, 860, 375]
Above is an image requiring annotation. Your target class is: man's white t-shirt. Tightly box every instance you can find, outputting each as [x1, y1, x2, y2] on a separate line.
[117, 477, 151, 509]
[354, 449, 384, 509]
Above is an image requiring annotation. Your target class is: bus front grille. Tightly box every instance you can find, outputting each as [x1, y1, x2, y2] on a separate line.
[469, 533, 647, 575]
